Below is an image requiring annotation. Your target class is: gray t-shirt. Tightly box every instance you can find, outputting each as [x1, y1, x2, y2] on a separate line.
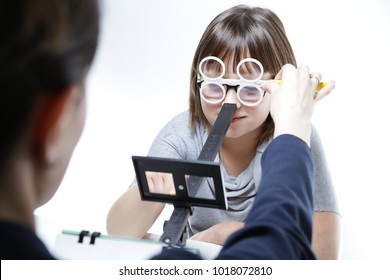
[139, 110, 339, 235]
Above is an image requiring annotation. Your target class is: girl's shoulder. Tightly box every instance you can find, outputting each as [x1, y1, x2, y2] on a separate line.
[169, 110, 191, 126]
[166, 110, 206, 137]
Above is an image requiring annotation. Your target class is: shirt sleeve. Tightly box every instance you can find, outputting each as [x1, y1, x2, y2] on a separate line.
[310, 125, 339, 213]
[216, 134, 316, 260]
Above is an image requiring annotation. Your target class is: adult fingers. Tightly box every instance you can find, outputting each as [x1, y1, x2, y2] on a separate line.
[310, 72, 322, 92]
[314, 80, 335, 101]
[263, 64, 296, 94]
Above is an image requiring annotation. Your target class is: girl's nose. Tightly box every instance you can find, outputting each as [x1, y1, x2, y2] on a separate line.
[223, 88, 241, 108]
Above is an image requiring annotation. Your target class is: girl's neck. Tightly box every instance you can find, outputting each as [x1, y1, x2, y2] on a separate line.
[220, 127, 264, 176]
[222, 126, 263, 155]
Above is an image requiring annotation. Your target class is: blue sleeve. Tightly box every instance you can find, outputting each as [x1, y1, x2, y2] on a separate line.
[150, 247, 202, 260]
[216, 134, 316, 259]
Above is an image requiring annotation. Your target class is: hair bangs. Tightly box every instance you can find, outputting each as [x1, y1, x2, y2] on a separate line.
[204, 29, 252, 74]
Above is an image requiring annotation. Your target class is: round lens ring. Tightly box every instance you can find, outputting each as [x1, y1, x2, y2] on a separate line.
[237, 85, 263, 106]
[237, 58, 264, 82]
[199, 56, 225, 80]
[200, 82, 226, 104]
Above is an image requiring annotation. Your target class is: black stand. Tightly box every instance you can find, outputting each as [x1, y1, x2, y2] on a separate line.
[132, 103, 236, 246]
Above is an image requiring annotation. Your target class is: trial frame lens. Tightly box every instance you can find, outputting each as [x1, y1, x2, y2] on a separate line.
[199, 56, 264, 81]
[198, 56, 265, 106]
[199, 81, 264, 106]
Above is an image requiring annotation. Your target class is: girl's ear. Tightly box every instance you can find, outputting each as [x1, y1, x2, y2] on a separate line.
[32, 86, 78, 164]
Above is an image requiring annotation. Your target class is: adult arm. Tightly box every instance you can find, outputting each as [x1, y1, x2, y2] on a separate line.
[216, 134, 316, 259]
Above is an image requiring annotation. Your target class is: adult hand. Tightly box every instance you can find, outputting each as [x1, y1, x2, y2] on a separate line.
[262, 64, 335, 145]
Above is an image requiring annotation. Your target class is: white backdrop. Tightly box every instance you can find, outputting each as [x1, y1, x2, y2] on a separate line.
[35, 0, 390, 259]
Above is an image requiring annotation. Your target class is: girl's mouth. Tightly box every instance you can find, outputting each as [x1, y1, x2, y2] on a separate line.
[231, 116, 245, 123]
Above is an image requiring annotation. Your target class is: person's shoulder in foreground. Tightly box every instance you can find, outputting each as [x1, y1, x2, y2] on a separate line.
[0, 0, 99, 260]
[0, 220, 55, 260]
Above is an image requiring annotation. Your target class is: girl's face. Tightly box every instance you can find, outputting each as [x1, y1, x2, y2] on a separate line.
[200, 58, 272, 139]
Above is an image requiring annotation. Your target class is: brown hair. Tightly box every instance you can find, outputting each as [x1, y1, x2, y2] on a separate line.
[0, 0, 99, 169]
[189, 5, 296, 140]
